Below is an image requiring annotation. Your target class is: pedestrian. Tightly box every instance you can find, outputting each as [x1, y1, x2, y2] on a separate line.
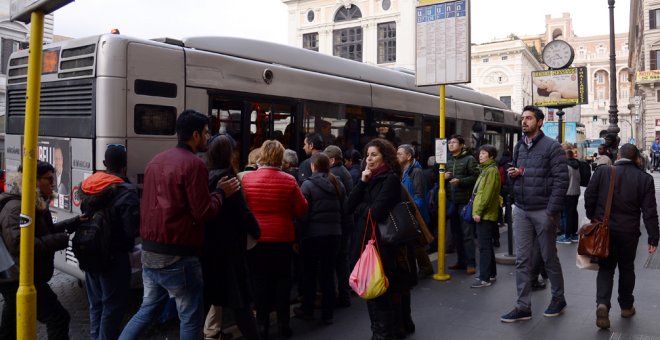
[470, 145, 501, 288]
[119, 110, 241, 340]
[283, 149, 300, 180]
[237, 147, 260, 181]
[298, 132, 324, 184]
[344, 149, 362, 186]
[0, 161, 82, 340]
[557, 149, 581, 244]
[501, 105, 568, 323]
[80, 144, 140, 340]
[347, 138, 417, 339]
[324, 145, 354, 308]
[202, 133, 261, 340]
[293, 152, 344, 324]
[446, 134, 479, 275]
[242, 140, 308, 339]
[396, 144, 434, 278]
[584, 143, 659, 329]
[595, 144, 613, 168]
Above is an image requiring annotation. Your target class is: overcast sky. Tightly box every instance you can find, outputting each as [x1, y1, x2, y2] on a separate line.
[52, 0, 631, 44]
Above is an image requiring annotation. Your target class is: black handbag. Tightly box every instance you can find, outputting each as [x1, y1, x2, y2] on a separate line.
[377, 200, 421, 245]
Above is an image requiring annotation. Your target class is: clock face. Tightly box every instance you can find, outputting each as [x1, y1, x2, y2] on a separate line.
[542, 40, 575, 69]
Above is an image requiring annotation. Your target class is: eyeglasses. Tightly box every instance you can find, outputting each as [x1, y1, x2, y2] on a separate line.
[106, 144, 126, 152]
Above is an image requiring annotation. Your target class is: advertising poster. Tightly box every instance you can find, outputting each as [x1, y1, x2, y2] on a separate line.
[532, 67, 588, 107]
[36, 138, 71, 210]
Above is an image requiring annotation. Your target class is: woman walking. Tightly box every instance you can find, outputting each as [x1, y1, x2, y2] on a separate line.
[470, 145, 501, 288]
[347, 138, 416, 339]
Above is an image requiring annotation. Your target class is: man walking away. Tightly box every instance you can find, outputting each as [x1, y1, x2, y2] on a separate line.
[80, 144, 140, 340]
[119, 110, 240, 340]
[584, 144, 659, 329]
[501, 105, 568, 323]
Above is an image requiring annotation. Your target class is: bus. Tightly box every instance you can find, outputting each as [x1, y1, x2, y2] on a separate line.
[4, 34, 521, 280]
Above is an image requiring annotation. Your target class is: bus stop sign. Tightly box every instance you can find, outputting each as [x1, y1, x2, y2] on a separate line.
[10, 0, 74, 23]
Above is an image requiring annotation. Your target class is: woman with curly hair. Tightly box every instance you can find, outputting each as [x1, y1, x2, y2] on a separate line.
[347, 138, 417, 339]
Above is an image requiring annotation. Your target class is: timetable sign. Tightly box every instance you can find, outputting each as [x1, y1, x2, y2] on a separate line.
[415, 0, 471, 86]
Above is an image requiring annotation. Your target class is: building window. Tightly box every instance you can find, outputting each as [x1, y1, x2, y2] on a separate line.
[334, 5, 362, 22]
[333, 27, 363, 61]
[652, 50, 660, 69]
[303, 33, 319, 52]
[501, 55, 508, 61]
[650, 9, 660, 29]
[499, 96, 512, 109]
[596, 73, 605, 84]
[377, 22, 396, 64]
[382, 0, 391, 11]
[307, 10, 315, 22]
[656, 90, 660, 102]
[482, 58, 489, 63]
[620, 87, 629, 99]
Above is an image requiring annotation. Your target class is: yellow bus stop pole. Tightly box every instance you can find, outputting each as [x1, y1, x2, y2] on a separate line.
[17, 10, 45, 339]
[434, 85, 450, 281]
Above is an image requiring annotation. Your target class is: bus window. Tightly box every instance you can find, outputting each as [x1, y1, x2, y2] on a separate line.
[303, 101, 347, 150]
[247, 101, 295, 151]
[134, 104, 177, 135]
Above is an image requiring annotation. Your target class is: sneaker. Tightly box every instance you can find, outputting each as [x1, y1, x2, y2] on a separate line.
[570, 235, 579, 243]
[621, 306, 636, 318]
[471, 280, 492, 288]
[490, 276, 497, 282]
[466, 266, 477, 275]
[556, 235, 571, 244]
[543, 298, 567, 317]
[501, 308, 532, 323]
[596, 304, 610, 329]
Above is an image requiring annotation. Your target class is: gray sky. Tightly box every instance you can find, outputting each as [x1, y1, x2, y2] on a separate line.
[53, 0, 631, 43]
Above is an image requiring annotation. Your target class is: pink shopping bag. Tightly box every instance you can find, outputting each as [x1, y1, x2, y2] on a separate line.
[349, 209, 389, 300]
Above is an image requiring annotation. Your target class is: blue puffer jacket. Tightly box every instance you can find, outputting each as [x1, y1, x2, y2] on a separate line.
[511, 131, 568, 215]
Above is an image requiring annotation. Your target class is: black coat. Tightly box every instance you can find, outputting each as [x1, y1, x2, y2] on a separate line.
[202, 168, 261, 307]
[299, 173, 344, 239]
[584, 160, 659, 246]
[347, 170, 417, 291]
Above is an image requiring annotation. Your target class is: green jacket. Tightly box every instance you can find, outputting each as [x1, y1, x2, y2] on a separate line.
[446, 150, 479, 204]
[472, 159, 501, 222]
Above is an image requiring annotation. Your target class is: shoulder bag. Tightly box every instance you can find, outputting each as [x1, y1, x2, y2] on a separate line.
[460, 165, 494, 223]
[377, 184, 422, 245]
[577, 166, 615, 258]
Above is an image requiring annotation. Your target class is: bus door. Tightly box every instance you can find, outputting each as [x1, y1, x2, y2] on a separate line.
[208, 95, 296, 169]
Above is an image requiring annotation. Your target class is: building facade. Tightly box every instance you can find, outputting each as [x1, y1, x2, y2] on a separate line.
[629, 0, 660, 151]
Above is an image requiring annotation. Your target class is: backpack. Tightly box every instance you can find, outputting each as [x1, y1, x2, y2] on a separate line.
[72, 191, 117, 273]
[578, 160, 592, 187]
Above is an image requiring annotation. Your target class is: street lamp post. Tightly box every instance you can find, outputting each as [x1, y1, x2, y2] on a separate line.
[608, 0, 620, 135]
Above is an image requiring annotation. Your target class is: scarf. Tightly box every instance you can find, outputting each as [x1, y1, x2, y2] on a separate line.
[370, 163, 391, 178]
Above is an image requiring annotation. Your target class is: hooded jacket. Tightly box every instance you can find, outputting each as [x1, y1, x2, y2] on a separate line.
[81, 171, 140, 254]
[446, 150, 479, 205]
[0, 174, 74, 283]
[299, 172, 345, 239]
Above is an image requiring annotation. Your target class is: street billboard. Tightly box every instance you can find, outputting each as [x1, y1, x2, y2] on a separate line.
[531, 67, 588, 107]
[415, 0, 470, 86]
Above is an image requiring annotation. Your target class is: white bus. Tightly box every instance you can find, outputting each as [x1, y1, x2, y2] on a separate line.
[5, 34, 520, 280]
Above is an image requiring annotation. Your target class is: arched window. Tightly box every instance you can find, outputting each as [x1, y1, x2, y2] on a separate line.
[334, 5, 362, 22]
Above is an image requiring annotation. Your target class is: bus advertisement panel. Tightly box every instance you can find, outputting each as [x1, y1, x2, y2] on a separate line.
[532, 67, 588, 107]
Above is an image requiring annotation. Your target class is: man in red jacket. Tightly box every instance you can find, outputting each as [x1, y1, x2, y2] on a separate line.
[120, 110, 240, 340]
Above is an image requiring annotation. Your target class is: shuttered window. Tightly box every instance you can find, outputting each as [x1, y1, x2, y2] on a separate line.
[651, 50, 660, 70]
[651, 9, 660, 29]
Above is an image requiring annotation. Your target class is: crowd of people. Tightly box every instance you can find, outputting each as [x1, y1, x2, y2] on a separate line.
[0, 105, 657, 339]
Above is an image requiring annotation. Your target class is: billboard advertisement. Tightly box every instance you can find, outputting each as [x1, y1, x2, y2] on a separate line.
[532, 67, 588, 107]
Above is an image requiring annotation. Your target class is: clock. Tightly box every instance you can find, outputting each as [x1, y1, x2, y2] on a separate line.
[542, 40, 575, 69]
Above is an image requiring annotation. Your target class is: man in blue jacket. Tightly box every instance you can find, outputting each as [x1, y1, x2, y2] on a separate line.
[501, 105, 568, 323]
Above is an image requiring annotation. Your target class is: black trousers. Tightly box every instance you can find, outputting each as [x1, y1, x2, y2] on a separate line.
[300, 235, 340, 319]
[0, 281, 70, 340]
[335, 233, 352, 303]
[597, 231, 639, 309]
[248, 242, 293, 329]
[564, 195, 580, 237]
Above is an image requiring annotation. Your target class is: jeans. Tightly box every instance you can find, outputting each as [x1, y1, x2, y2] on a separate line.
[301, 235, 340, 319]
[449, 204, 476, 267]
[86, 252, 131, 340]
[476, 221, 497, 282]
[119, 256, 204, 340]
[335, 233, 352, 303]
[513, 208, 565, 311]
[563, 195, 579, 237]
[0, 281, 70, 340]
[596, 231, 639, 309]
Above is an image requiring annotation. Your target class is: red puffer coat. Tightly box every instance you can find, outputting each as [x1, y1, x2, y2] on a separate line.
[241, 167, 308, 243]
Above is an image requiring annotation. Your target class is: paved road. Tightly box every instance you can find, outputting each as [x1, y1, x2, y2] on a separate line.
[4, 172, 660, 339]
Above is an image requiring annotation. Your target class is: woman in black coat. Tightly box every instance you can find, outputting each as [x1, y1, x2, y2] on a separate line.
[203, 133, 261, 340]
[347, 138, 417, 340]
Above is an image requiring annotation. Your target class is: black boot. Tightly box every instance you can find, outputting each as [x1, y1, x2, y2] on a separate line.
[401, 293, 415, 334]
[371, 311, 395, 340]
[392, 303, 406, 339]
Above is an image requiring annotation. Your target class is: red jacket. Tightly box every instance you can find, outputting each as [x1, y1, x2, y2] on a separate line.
[242, 167, 308, 243]
[140, 145, 223, 255]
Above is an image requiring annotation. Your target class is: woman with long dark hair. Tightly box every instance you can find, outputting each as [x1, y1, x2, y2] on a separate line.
[347, 138, 416, 339]
[203, 133, 261, 340]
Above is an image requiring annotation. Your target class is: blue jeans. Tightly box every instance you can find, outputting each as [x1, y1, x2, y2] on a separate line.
[119, 257, 204, 340]
[86, 252, 131, 340]
[476, 221, 497, 282]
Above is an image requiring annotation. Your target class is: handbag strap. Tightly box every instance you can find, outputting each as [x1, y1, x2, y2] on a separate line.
[603, 166, 616, 225]
[467, 164, 496, 203]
